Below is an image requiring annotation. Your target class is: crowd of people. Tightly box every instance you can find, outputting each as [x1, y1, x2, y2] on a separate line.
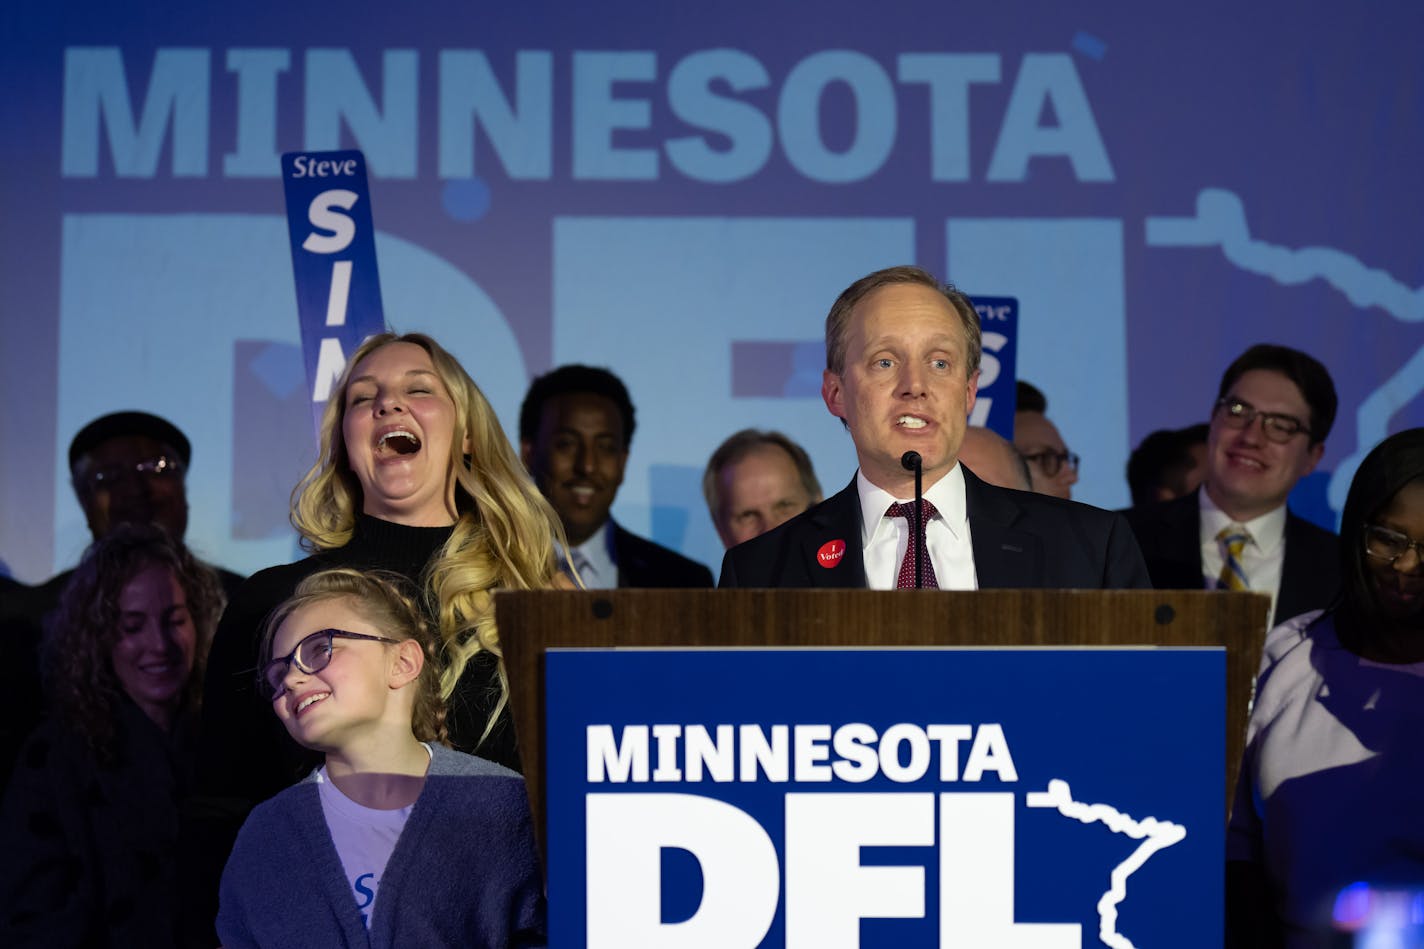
[0, 262, 1417, 946]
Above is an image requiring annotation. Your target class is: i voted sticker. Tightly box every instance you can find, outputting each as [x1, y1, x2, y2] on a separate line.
[817, 539, 846, 568]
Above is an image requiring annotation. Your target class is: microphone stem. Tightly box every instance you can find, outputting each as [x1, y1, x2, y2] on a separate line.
[914, 462, 924, 589]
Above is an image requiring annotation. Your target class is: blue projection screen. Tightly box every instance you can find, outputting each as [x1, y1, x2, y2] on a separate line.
[1, 2, 1420, 581]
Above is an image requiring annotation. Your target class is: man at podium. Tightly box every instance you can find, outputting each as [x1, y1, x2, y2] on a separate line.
[719, 265, 1150, 591]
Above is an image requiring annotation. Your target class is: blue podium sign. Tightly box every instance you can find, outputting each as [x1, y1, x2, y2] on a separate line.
[546, 647, 1223, 948]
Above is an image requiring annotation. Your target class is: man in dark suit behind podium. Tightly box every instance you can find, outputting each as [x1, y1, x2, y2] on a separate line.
[720, 266, 1150, 591]
[521, 364, 714, 589]
[1123, 345, 1339, 626]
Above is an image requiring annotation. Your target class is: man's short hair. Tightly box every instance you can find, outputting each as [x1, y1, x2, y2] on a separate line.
[518, 364, 637, 448]
[68, 411, 191, 472]
[1126, 424, 1208, 507]
[1216, 344, 1337, 445]
[959, 425, 1033, 491]
[1015, 380, 1047, 415]
[825, 265, 982, 377]
[702, 429, 822, 518]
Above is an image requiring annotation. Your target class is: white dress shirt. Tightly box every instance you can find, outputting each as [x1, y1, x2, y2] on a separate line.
[857, 464, 978, 591]
[1198, 487, 1287, 623]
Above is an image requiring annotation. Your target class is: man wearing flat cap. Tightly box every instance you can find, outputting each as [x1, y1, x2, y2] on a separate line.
[33, 411, 244, 603]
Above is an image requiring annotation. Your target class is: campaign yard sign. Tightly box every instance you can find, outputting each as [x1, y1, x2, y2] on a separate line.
[546, 647, 1223, 948]
[967, 295, 1019, 441]
[281, 149, 387, 425]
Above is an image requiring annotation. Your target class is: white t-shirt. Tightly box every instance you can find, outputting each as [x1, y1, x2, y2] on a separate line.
[315, 744, 432, 927]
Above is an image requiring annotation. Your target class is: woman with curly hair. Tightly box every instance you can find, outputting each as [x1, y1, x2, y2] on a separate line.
[195, 334, 568, 882]
[0, 524, 223, 947]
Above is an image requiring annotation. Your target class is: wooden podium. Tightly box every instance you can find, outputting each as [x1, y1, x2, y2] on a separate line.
[498, 588, 1270, 848]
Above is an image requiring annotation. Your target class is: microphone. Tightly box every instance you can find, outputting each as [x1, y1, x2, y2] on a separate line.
[900, 451, 925, 589]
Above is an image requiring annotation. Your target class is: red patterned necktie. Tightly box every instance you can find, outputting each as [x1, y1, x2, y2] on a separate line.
[887, 500, 940, 589]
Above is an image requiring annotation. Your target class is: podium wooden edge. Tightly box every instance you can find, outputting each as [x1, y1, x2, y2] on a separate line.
[496, 588, 1268, 862]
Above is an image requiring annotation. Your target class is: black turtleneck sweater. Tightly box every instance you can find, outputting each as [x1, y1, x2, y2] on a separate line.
[183, 516, 516, 945]
[198, 514, 518, 798]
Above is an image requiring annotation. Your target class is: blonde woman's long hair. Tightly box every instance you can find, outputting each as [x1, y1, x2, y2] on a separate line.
[290, 332, 566, 739]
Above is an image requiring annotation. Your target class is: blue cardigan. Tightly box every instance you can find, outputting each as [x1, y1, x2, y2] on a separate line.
[217, 744, 546, 948]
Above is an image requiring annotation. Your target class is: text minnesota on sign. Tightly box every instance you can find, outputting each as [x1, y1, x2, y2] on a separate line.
[587, 722, 1018, 784]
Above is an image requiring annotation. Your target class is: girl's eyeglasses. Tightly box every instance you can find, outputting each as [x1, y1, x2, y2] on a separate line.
[260, 628, 400, 700]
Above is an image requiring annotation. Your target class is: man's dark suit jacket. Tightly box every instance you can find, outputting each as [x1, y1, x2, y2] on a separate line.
[1122, 489, 1340, 625]
[719, 468, 1151, 589]
[612, 522, 715, 588]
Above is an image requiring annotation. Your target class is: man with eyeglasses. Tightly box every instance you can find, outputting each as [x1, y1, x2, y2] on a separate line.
[28, 411, 245, 615]
[1013, 381, 1080, 500]
[1124, 345, 1340, 626]
[2, 412, 244, 785]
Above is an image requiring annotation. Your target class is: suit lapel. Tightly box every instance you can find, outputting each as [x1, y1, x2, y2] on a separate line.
[1276, 510, 1336, 621]
[964, 469, 1042, 588]
[610, 523, 637, 587]
[799, 480, 866, 588]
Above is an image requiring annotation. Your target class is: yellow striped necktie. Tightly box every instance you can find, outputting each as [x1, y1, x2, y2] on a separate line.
[1216, 525, 1251, 591]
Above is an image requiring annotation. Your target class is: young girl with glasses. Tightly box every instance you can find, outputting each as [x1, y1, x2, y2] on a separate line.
[216, 568, 545, 948]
